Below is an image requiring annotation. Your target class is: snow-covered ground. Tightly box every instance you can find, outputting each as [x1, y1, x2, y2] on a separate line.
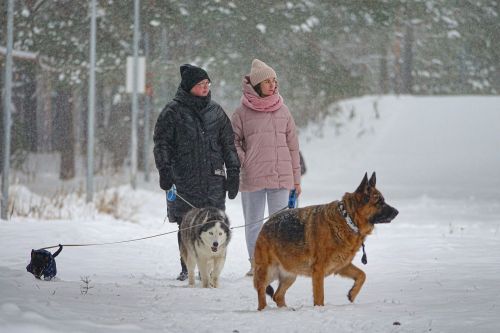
[1, 95, 499, 333]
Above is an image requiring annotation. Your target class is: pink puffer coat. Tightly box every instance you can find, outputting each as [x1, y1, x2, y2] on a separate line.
[231, 77, 301, 192]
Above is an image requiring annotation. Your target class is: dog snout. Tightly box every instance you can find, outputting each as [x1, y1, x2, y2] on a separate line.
[388, 206, 399, 220]
[211, 241, 219, 253]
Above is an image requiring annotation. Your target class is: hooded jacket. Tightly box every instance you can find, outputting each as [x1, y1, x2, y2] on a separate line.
[154, 87, 240, 221]
[231, 77, 300, 192]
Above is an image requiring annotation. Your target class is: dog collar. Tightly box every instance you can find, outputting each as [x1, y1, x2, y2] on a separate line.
[338, 201, 368, 264]
[338, 201, 359, 234]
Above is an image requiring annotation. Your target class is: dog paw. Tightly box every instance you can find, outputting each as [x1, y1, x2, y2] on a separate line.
[276, 301, 287, 308]
[347, 290, 356, 303]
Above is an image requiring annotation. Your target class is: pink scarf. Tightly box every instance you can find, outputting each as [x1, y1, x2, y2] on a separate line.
[240, 76, 283, 112]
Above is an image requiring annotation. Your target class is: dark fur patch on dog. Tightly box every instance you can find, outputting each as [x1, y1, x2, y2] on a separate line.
[264, 209, 306, 245]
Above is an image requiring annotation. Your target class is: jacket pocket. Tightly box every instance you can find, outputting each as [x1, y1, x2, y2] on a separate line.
[210, 139, 225, 176]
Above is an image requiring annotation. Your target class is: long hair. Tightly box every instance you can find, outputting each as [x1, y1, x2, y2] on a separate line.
[253, 83, 263, 97]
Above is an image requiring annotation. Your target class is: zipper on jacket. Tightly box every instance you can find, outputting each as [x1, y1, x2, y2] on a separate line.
[271, 112, 279, 176]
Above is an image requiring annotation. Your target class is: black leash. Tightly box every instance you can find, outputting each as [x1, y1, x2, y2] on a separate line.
[41, 207, 288, 251]
[168, 188, 290, 230]
[361, 243, 367, 265]
[40, 229, 179, 250]
[41, 189, 293, 251]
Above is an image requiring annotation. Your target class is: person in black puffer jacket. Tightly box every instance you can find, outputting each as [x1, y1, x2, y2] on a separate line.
[153, 64, 240, 281]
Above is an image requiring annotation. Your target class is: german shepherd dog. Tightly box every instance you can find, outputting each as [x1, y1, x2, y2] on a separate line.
[180, 207, 231, 288]
[253, 172, 398, 310]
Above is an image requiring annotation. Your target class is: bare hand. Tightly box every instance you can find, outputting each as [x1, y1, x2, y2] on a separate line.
[295, 184, 302, 196]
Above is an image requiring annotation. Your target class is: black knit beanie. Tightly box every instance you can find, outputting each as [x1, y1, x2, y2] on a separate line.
[180, 64, 210, 92]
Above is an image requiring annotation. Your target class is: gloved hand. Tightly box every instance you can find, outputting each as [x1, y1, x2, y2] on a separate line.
[159, 168, 173, 191]
[226, 168, 240, 199]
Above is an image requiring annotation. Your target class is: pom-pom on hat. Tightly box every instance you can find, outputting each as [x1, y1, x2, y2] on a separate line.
[180, 64, 210, 92]
[249, 59, 277, 86]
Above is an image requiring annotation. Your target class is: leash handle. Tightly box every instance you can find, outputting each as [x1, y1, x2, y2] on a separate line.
[166, 185, 196, 209]
[166, 185, 176, 202]
[288, 189, 297, 208]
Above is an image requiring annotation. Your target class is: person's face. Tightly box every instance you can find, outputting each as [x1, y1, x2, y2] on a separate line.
[190, 79, 211, 97]
[259, 77, 277, 97]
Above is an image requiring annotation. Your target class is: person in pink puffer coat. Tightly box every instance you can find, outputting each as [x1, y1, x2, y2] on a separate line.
[231, 59, 301, 276]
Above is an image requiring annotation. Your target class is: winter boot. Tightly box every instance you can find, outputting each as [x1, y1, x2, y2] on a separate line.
[245, 258, 254, 277]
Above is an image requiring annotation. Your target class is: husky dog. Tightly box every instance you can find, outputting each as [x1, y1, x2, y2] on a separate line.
[179, 207, 231, 288]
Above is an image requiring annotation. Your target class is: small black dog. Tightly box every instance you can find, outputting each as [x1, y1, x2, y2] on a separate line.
[26, 245, 63, 280]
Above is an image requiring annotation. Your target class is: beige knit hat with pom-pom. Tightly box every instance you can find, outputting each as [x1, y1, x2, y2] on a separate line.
[249, 59, 277, 86]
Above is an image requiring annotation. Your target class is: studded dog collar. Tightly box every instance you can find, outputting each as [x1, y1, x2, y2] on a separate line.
[337, 201, 368, 264]
[338, 201, 359, 234]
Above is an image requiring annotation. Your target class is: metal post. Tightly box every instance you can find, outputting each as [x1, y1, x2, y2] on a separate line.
[143, 31, 151, 182]
[86, 0, 97, 203]
[1, 0, 14, 220]
[131, 0, 140, 189]
[144, 95, 151, 182]
[161, 27, 169, 98]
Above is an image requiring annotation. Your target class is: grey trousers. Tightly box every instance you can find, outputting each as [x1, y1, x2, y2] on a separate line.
[241, 188, 289, 260]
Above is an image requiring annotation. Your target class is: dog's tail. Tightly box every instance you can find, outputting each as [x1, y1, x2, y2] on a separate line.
[53, 244, 63, 258]
[265, 285, 274, 298]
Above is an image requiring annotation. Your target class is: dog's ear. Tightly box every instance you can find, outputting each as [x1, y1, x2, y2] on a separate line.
[355, 172, 369, 194]
[31, 250, 35, 259]
[369, 172, 376, 187]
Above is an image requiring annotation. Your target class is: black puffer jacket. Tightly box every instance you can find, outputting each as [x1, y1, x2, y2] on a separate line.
[153, 87, 240, 222]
